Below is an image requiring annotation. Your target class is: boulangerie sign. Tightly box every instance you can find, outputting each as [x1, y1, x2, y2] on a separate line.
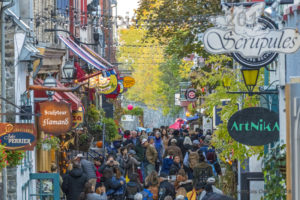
[38, 102, 72, 136]
[203, 2, 300, 68]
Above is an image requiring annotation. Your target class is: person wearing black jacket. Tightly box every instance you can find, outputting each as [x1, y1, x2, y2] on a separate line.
[62, 161, 88, 200]
[158, 172, 175, 200]
[169, 156, 181, 176]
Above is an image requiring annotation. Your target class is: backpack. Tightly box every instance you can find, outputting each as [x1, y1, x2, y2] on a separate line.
[188, 150, 199, 169]
[140, 190, 153, 200]
[126, 182, 141, 200]
[193, 165, 213, 186]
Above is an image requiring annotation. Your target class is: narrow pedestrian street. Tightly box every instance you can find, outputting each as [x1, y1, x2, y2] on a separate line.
[0, 0, 299, 200]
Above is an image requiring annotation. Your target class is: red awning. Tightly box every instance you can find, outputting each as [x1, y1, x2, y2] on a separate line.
[34, 79, 81, 110]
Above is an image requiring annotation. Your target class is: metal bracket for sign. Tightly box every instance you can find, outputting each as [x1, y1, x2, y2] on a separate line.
[0, 95, 28, 113]
[223, 0, 293, 7]
[0, 112, 41, 116]
[226, 91, 278, 95]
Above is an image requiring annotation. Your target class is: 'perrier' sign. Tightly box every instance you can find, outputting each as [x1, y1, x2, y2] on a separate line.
[227, 107, 279, 146]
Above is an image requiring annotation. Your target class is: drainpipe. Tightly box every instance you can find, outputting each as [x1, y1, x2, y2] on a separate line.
[1, 1, 15, 200]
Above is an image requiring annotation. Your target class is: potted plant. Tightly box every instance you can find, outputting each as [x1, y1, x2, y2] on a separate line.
[37, 134, 60, 150]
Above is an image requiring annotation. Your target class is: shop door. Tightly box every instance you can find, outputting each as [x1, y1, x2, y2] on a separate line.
[29, 173, 60, 200]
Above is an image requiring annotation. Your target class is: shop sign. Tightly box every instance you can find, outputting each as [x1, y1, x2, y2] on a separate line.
[185, 88, 197, 101]
[38, 102, 72, 136]
[203, 2, 300, 68]
[123, 76, 135, 88]
[72, 107, 84, 129]
[227, 107, 279, 146]
[87, 74, 111, 89]
[98, 74, 118, 94]
[0, 123, 36, 150]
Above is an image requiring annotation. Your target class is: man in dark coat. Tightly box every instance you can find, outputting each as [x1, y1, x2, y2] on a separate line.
[169, 155, 181, 176]
[158, 172, 175, 200]
[62, 161, 88, 200]
[75, 154, 97, 187]
[193, 154, 213, 186]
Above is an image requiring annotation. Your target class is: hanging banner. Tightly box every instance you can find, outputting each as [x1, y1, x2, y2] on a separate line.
[0, 123, 36, 150]
[123, 76, 135, 88]
[227, 107, 279, 146]
[38, 102, 72, 136]
[203, 2, 300, 68]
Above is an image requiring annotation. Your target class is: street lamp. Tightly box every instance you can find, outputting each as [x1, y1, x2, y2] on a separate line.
[43, 75, 57, 99]
[241, 67, 260, 93]
[62, 60, 76, 82]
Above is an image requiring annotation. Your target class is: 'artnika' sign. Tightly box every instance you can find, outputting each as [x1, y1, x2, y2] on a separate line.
[203, 2, 300, 68]
[227, 107, 279, 146]
[39, 102, 72, 136]
[0, 123, 36, 150]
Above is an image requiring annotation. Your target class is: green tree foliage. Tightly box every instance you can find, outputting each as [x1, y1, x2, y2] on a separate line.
[263, 143, 286, 200]
[136, 0, 221, 57]
[191, 57, 264, 162]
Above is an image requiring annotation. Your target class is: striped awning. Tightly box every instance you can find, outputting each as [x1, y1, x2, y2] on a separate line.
[82, 44, 114, 68]
[58, 35, 108, 70]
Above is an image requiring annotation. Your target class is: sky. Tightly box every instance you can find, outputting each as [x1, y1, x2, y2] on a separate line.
[117, 0, 139, 18]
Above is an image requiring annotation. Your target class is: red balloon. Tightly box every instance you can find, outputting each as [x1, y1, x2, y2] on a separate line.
[128, 104, 133, 110]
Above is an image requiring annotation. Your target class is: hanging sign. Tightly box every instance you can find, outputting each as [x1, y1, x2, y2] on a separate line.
[98, 74, 118, 94]
[123, 76, 135, 88]
[72, 106, 84, 129]
[0, 123, 36, 150]
[185, 88, 197, 101]
[203, 2, 300, 68]
[38, 102, 72, 136]
[87, 74, 111, 89]
[227, 107, 279, 146]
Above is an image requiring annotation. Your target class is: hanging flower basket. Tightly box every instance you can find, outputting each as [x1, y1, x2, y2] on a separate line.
[37, 135, 60, 150]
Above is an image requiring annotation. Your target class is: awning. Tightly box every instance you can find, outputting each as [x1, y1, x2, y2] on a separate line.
[82, 44, 114, 68]
[58, 35, 108, 70]
[34, 79, 82, 111]
[186, 114, 200, 121]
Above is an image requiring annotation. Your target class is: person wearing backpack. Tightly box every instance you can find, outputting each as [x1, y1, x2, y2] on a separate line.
[193, 154, 213, 186]
[125, 173, 143, 200]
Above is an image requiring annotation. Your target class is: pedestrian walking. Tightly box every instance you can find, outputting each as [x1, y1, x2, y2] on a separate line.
[62, 160, 88, 200]
[75, 154, 97, 188]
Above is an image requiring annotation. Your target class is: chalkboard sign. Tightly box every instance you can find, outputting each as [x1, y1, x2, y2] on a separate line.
[227, 107, 279, 146]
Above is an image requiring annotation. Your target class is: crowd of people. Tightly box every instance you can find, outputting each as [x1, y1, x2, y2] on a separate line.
[60, 126, 234, 200]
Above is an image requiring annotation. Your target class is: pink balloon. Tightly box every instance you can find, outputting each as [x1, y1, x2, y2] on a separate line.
[127, 104, 133, 110]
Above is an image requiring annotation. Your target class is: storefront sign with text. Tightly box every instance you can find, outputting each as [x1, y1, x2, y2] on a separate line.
[227, 107, 279, 146]
[72, 107, 84, 129]
[203, 2, 300, 68]
[0, 123, 36, 150]
[38, 102, 72, 136]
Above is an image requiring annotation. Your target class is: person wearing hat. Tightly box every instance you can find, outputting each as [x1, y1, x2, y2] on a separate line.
[74, 154, 97, 189]
[206, 177, 223, 195]
[158, 172, 175, 200]
[143, 138, 158, 177]
[163, 138, 183, 161]
[124, 149, 141, 179]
